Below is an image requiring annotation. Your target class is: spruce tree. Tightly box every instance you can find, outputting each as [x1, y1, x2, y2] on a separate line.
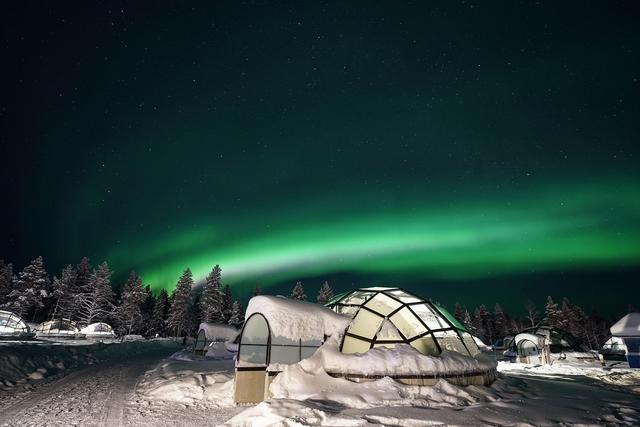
[167, 268, 194, 337]
[228, 300, 243, 328]
[150, 288, 169, 337]
[454, 302, 465, 324]
[290, 281, 307, 301]
[200, 265, 224, 323]
[472, 305, 491, 343]
[77, 262, 114, 326]
[0, 261, 13, 306]
[221, 285, 233, 322]
[5, 256, 50, 321]
[117, 271, 146, 336]
[253, 284, 262, 296]
[493, 303, 508, 339]
[140, 285, 155, 336]
[316, 281, 333, 305]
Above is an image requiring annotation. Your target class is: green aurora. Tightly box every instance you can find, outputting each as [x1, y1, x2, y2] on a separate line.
[105, 177, 640, 294]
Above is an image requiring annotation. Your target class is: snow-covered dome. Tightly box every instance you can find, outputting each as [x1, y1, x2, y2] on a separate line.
[518, 325, 582, 353]
[80, 322, 115, 338]
[327, 287, 480, 357]
[610, 312, 640, 337]
[35, 319, 82, 338]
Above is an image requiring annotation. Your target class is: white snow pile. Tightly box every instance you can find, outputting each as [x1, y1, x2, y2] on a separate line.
[498, 360, 640, 391]
[278, 335, 496, 378]
[245, 296, 351, 342]
[199, 322, 239, 342]
[611, 312, 640, 336]
[136, 358, 235, 405]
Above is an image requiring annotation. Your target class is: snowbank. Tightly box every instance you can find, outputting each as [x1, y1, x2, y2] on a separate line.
[136, 358, 235, 405]
[281, 335, 496, 378]
[611, 312, 640, 337]
[245, 295, 350, 341]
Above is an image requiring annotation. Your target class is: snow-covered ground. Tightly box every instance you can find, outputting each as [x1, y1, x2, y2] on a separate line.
[1, 340, 639, 426]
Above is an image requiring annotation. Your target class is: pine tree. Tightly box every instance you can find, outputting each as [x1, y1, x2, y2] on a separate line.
[290, 281, 307, 301]
[0, 261, 14, 306]
[543, 296, 562, 328]
[493, 303, 508, 339]
[472, 305, 491, 343]
[167, 268, 193, 337]
[454, 302, 465, 324]
[525, 300, 539, 327]
[228, 300, 243, 328]
[117, 271, 146, 336]
[253, 284, 262, 296]
[316, 281, 334, 305]
[221, 285, 233, 322]
[149, 288, 169, 337]
[77, 262, 114, 326]
[462, 307, 474, 334]
[4, 256, 50, 321]
[140, 285, 155, 337]
[200, 265, 224, 323]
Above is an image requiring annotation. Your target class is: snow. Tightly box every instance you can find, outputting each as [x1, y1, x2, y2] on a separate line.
[611, 312, 640, 336]
[278, 335, 496, 378]
[198, 322, 239, 342]
[245, 295, 350, 342]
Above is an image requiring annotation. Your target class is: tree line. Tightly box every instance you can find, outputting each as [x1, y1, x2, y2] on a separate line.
[452, 297, 630, 350]
[0, 257, 244, 338]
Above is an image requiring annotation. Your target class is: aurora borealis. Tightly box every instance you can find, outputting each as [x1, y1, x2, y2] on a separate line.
[2, 2, 639, 314]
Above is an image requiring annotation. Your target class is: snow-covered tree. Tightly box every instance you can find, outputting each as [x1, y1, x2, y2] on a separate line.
[544, 296, 562, 328]
[140, 285, 155, 336]
[290, 281, 307, 301]
[117, 271, 146, 336]
[4, 256, 50, 321]
[316, 281, 333, 305]
[525, 300, 539, 327]
[228, 300, 243, 328]
[221, 285, 233, 322]
[200, 265, 224, 323]
[462, 307, 474, 333]
[167, 268, 193, 337]
[49, 265, 76, 319]
[454, 302, 465, 324]
[0, 260, 14, 306]
[76, 262, 114, 326]
[472, 304, 491, 343]
[149, 288, 169, 337]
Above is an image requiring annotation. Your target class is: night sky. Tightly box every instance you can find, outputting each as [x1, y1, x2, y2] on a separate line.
[2, 2, 639, 315]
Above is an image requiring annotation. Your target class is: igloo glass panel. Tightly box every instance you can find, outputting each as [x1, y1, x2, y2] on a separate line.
[411, 304, 448, 330]
[342, 335, 371, 354]
[388, 290, 422, 304]
[364, 293, 402, 316]
[410, 335, 440, 356]
[270, 346, 300, 364]
[238, 344, 268, 364]
[434, 330, 469, 355]
[335, 305, 359, 317]
[271, 334, 298, 346]
[376, 320, 403, 340]
[342, 291, 375, 306]
[462, 332, 481, 356]
[347, 309, 384, 339]
[241, 314, 269, 345]
[390, 307, 427, 339]
[301, 346, 320, 359]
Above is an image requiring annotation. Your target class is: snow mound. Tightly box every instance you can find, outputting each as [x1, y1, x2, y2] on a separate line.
[611, 312, 640, 337]
[136, 358, 235, 405]
[199, 322, 239, 342]
[245, 296, 350, 342]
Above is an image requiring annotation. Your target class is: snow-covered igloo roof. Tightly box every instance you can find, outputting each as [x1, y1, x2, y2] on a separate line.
[0, 310, 30, 334]
[519, 325, 580, 350]
[80, 322, 115, 336]
[327, 287, 480, 357]
[198, 322, 239, 342]
[610, 312, 640, 337]
[35, 319, 80, 334]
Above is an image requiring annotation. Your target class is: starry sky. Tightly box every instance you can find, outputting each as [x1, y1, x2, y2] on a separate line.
[1, 2, 639, 315]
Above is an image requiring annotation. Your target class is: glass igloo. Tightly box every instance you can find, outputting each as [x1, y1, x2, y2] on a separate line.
[327, 287, 480, 357]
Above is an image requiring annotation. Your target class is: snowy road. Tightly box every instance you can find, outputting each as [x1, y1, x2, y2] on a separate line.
[0, 343, 242, 427]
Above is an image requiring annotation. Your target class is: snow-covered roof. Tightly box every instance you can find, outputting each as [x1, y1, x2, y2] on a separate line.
[610, 312, 640, 337]
[245, 295, 350, 342]
[198, 322, 239, 342]
[80, 323, 115, 336]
